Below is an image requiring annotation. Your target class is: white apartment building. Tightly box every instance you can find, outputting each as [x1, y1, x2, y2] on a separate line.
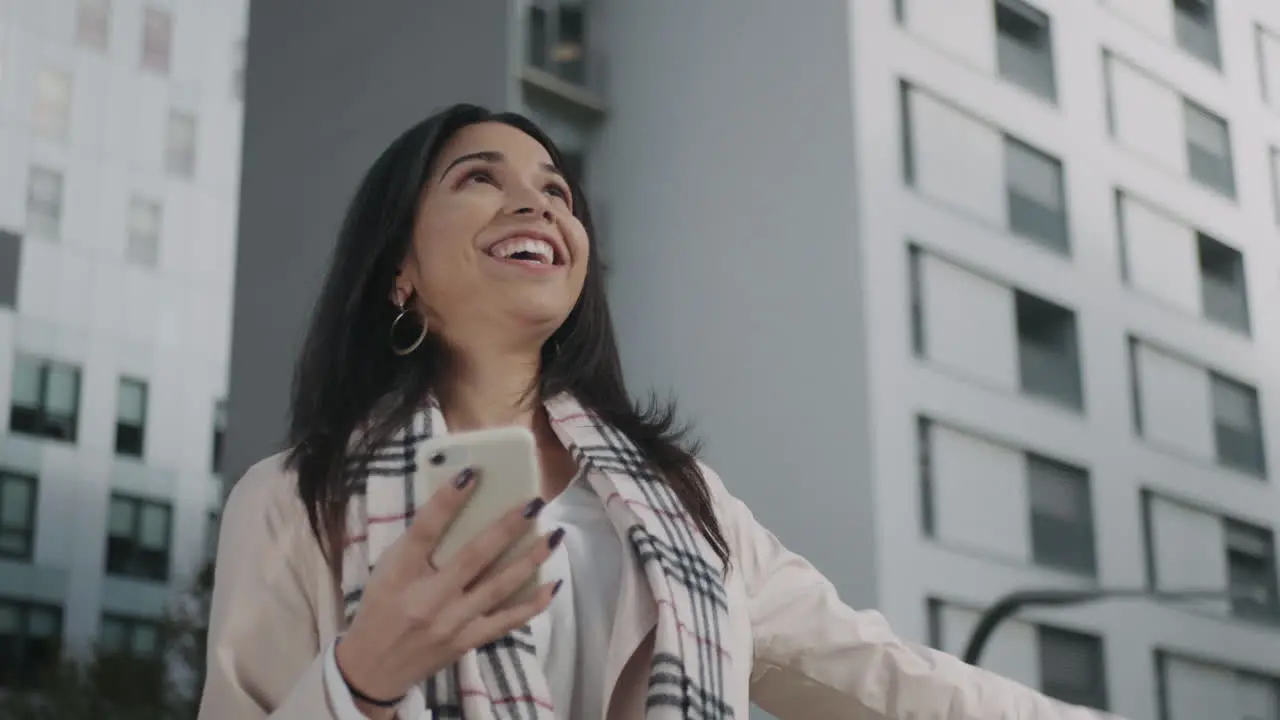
[877, 1, 1280, 716]
[0, 0, 245, 688]
[230, 1, 1280, 718]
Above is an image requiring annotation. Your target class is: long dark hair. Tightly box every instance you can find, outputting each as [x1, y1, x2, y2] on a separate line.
[285, 104, 728, 572]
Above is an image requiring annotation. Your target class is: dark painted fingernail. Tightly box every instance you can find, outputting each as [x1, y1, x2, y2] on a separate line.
[522, 498, 546, 518]
[453, 467, 476, 489]
[547, 527, 566, 550]
[552, 579, 564, 597]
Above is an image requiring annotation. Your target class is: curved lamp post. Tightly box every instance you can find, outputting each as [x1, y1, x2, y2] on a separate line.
[962, 587, 1232, 666]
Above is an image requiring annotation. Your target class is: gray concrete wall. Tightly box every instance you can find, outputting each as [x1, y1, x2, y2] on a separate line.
[225, 0, 514, 483]
[594, 0, 878, 615]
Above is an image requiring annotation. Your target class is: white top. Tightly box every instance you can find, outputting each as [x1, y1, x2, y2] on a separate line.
[534, 468, 626, 719]
[323, 469, 626, 720]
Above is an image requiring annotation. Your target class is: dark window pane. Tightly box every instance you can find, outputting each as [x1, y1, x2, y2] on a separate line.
[1225, 521, 1279, 621]
[1016, 292, 1082, 409]
[995, 0, 1056, 100]
[0, 472, 35, 561]
[0, 600, 63, 691]
[1211, 375, 1266, 476]
[554, 5, 586, 85]
[527, 5, 549, 69]
[1197, 233, 1249, 333]
[1174, 0, 1220, 67]
[0, 230, 20, 309]
[1184, 102, 1235, 197]
[8, 357, 80, 443]
[1005, 139, 1069, 252]
[115, 424, 144, 457]
[1039, 626, 1108, 710]
[104, 495, 171, 582]
[1028, 455, 1096, 575]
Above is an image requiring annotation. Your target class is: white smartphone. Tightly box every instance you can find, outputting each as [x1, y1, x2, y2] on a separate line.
[414, 426, 543, 607]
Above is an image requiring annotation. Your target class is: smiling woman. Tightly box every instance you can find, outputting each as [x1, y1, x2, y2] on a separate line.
[199, 104, 1123, 720]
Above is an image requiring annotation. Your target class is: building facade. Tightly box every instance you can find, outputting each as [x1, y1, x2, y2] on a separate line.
[229, 1, 1280, 718]
[0, 0, 245, 685]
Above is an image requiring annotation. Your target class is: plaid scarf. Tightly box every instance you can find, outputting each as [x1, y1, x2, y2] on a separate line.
[339, 393, 734, 719]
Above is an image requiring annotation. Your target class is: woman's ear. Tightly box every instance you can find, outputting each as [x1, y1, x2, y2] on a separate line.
[389, 269, 413, 309]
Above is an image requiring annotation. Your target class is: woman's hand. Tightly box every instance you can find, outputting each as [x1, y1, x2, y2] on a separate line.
[334, 468, 561, 718]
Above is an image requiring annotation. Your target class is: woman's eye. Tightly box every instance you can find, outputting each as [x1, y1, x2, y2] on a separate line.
[545, 183, 570, 201]
[463, 168, 495, 185]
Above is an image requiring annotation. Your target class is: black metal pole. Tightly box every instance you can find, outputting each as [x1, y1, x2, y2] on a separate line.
[961, 588, 1231, 666]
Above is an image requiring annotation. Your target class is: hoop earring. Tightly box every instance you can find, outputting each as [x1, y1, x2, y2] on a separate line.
[389, 303, 427, 356]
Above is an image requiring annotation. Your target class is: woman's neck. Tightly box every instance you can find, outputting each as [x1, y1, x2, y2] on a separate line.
[438, 343, 578, 498]
[438, 348, 541, 432]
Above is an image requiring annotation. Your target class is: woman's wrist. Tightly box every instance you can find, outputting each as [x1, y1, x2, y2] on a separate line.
[334, 636, 405, 714]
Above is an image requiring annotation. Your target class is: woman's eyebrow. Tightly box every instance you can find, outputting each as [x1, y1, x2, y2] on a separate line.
[440, 151, 564, 179]
[441, 150, 503, 176]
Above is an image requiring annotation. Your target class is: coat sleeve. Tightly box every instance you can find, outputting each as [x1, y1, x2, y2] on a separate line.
[703, 465, 1126, 720]
[197, 456, 352, 720]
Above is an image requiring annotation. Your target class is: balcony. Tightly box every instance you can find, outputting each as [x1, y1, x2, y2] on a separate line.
[523, 2, 607, 114]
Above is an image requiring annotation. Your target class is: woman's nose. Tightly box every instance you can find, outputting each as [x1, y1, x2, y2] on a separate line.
[506, 185, 555, 221]
[511, 205, 554, 222]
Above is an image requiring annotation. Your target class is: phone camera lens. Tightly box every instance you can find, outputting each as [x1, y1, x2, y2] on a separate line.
[429, 452, 446, 466]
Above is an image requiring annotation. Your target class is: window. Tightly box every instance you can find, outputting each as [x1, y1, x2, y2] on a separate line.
[99, 614, 160, 658]
[995, 0, 1056, 101]
[99, 613, 164, 695]
[165, 110, 197, 179]
[908, 246, 925, 356]
[33, 68, 72, 140]
[526, 1, 588, 87]
[1197, 234, 1248, 333]
[105, 495, 171, 582]
[1159, 653, 1280, 720]
[1225, 520, 1279, 621]
[115, 378, 147, 458]
[1145, 492, 1280, 624]
[9, 355, 80, 443]
[211, 399, 226, 474]
[0, 472, 35, 561]
[140, 7, 172, 74]
[1015, 291, 1082, 409]
[1261, 26, 1280, 109]
[1038, 627, 1108, 710]
[126, 198, 161, 266]
[1027, 456, 1095, 575]
[1173, 0, 1220, 68]
[1184, 101, 1235, 197]
[1005, 138, 1068, 252]
[0, 600, 61, 690]
[75, 0, 111, 52]
[26, 167, 63, 240]
[919, 418, 1100, 570]
[1210, 374, 1266, 476]
[0, 230, 20, 309]
[917, 418, 934, 534]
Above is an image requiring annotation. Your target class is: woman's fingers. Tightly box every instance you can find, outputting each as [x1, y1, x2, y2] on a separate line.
[452, 581, 561, 651]
[377, 468, 478, 578]
[459, 527, 562, 619]
[405, 468, 478, 549]
[433, 496, 547, 591]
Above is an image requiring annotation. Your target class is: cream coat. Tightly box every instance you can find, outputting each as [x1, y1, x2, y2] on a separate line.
[199, 453, 1123, 720]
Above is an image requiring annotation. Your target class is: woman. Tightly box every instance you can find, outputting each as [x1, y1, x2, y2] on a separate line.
[200, 104, 1119, 720]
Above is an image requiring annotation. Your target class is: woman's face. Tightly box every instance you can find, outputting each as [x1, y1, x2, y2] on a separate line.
[395, 121, 589, 349]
